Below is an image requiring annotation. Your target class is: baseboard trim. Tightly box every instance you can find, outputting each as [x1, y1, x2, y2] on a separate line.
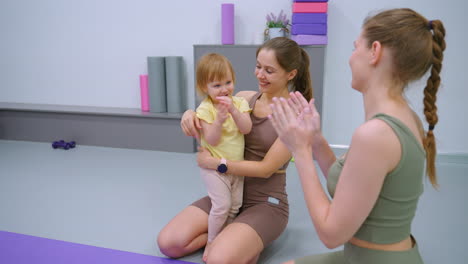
[329, 144, 468, 165]
[436, 152, 468, 164]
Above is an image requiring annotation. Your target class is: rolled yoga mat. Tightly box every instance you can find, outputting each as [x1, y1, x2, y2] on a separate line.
[147, 57, 167, 113]
[0, 230, 197, 264]
[221, 3, 234, 44]
[165, 56, 186, 113]
[139, 74, 149, 112]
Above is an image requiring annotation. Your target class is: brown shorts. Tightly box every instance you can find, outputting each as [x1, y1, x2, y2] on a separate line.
[192, 196, 288, 247]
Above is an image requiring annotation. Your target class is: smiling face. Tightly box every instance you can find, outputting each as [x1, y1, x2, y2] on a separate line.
[204, 71, 234, 104]
[195, 53, 236, 100]
[255, 49, 294, 96]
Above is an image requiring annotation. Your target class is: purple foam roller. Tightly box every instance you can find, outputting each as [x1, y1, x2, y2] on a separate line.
[221, 3, 234, 45]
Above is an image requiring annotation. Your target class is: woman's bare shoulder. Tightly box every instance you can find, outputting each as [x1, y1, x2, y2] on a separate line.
[235, 90, 257, 101]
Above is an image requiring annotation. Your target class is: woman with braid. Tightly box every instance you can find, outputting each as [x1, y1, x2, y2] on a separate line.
[269, 8, 446, 264]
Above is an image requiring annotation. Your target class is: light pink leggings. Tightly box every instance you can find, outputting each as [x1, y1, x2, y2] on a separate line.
[200, 168, 244, 242]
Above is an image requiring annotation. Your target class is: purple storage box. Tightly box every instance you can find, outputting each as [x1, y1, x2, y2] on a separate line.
[292, 13, 327, 24]
[291, 35, 328, 45]
[292, 23, 327, 35]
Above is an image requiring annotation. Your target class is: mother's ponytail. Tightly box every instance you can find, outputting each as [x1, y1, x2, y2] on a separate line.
[293, 49, 313, 101]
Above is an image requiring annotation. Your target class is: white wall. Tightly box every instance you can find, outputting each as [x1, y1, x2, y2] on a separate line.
[323, 0, 467, 154]
[0, 0, 466, 153]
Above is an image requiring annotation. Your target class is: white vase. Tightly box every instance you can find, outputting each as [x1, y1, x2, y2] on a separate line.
[267, 27, 286, 40]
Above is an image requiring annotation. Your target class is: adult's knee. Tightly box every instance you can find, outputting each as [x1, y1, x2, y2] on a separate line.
[207, 247, 250, 264]
[157, 229, 185, 258]
[207, 250, 234, 264]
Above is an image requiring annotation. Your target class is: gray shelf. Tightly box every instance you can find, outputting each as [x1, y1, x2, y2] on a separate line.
[0, 102, 196, 153]
[0, 102, 184, 119]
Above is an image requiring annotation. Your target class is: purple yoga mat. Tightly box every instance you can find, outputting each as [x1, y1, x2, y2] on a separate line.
[292, 23, 327, 35]
[221, 3, 234, 44]
[0, 231, 197, 264]
[292, 13, 327, 24]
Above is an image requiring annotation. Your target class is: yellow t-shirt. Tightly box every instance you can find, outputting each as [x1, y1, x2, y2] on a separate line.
[196, 96, 251, 161]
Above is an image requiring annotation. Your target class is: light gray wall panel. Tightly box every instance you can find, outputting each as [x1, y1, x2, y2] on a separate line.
[0, 104, 196, 153]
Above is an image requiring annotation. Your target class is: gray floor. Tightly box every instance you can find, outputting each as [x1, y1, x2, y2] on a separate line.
[0, 140, 467, 263]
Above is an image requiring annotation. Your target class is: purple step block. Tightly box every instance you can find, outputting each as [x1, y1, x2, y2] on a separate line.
[292, 23, 327, 35]
[292, 35, 328, 45]
[292, 13, 327, 24]
[294, 0, 328, 2]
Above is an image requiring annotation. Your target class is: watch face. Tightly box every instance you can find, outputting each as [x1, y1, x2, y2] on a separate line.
[217, 164, 228, 173]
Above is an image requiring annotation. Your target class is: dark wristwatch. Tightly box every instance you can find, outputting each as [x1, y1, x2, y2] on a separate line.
[217, 158, 228, 173]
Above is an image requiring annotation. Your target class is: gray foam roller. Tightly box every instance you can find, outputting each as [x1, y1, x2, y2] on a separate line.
[147, 57, 167, 113]
[165, 56, 187, 113]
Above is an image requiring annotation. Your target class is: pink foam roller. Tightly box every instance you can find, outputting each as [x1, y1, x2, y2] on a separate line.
[222, 3, 234, 44]
[139, 74, 149, 112]
[293, 2, 328, 13]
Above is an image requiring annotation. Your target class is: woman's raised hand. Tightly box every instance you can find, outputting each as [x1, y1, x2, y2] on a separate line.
[181, 109, 202, 140]
[269, 92, 321, 154]
[289, 92, 321, 137]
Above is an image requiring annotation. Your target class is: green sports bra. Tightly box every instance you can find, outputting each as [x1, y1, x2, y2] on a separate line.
[327, 113, 426, 244]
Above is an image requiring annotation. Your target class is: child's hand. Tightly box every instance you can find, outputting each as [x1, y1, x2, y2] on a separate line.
[216, 96, 235, 113]
[216, 102, 229, 124]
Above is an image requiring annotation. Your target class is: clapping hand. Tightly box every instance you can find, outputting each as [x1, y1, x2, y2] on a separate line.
[288, 92, 321, 135]
[215, 99, 230, 124]
[216, 96, 235, 113]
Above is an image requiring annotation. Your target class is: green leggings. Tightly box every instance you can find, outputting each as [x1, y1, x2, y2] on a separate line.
[295, 242, 423, 264]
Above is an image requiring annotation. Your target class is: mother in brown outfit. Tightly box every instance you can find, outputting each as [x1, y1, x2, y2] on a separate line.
[157, 37, 313, 264]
